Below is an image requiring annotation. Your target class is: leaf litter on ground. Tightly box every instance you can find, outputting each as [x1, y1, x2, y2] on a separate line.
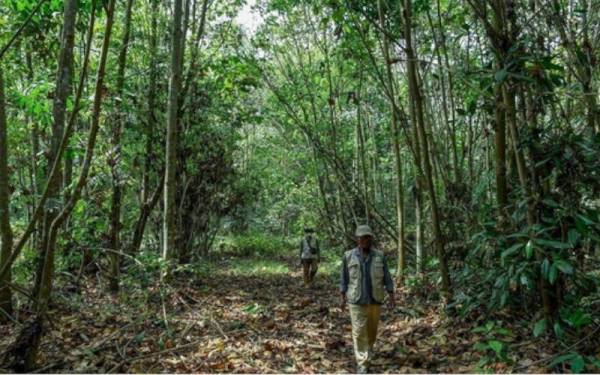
[0, 253, 582, 373]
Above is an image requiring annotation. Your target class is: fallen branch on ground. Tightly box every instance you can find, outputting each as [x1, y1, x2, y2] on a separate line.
[108, 339, 203, 373]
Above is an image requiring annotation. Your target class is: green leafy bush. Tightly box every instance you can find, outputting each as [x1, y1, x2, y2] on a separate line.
[218, 232, 295, 257]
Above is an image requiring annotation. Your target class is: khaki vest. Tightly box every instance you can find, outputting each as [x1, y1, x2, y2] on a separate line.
[345, 248, 385, 304]
[301, 236, 318, 259]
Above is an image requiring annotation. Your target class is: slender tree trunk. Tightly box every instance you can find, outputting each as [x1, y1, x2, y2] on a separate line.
[12, 0, 114, 369]
[378, 0, 406, 284]
[504, 82, 553, 319]
[33, 0, 78, 301]
[163, 0, 185, 268]
[493, 81, 508, 223]
[142, 0, 157, 204]
[0, 68, 14, 322]
[130, 174, 164, 254]
[402, 0, 451, 299]
[0, 0, 97, 292]
[356, 96, 370, 224]
[414, 183, 424, 273]
[108, 0, 135, 292]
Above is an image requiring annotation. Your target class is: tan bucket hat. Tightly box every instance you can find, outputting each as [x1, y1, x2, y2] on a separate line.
[355, 224, 374, 237]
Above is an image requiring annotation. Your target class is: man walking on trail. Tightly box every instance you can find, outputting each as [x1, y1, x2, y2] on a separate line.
[299, 227, 320, 286]
[340, 225, 395, 374]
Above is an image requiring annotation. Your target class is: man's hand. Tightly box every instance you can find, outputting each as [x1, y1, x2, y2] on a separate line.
[388, 293, 396, 310]
[340, 292, 346, 312]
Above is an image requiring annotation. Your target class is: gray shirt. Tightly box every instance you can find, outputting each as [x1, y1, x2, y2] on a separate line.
[339, 247, 394, 305]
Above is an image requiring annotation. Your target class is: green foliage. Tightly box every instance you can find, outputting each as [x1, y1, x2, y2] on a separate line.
[456, 131, 600, 332]
[549, 353, 588, 373]
[473, 321, 513, 367]
[219, 233, 295, 258]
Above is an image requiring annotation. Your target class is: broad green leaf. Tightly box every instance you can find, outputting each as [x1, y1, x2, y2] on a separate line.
[549, 353, 577, 367]
[487, 340, 503, 356]
[525, 240, 533, 259]
[549, 263, 558, 284]
[501, 243, 522, 262]
[553, 321, 564, 338]
[541, 258, 550, 278]
[536, 239, 571, 249]
[567, 229, 579, 246]
[533, 318, 546, 337]
[554, 259, 573, 274]
[570, 356, 585, 373]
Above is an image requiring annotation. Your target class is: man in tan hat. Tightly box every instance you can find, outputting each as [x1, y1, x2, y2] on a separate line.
[339, 224, 395, 373]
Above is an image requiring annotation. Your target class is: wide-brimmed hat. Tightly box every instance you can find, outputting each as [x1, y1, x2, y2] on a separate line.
[355, 225, 373, 237]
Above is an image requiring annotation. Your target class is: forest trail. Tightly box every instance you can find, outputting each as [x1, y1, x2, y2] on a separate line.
[1, 251, 550, 373]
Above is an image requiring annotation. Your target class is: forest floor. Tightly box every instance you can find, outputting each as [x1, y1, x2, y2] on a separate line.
[0, 251, 571, 373]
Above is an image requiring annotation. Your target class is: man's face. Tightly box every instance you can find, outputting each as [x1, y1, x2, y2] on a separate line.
[357, 235, 372, 250]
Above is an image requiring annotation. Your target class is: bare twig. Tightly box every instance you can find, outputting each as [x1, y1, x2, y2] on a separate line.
[209, 314, 228, 340]
[108, 339, 203, 373]
[31, 361, 63, 373]
[0, 307, 20, 326]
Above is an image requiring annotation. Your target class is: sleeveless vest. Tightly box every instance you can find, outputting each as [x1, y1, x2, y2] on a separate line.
[345, 248, 385, 304]
[301, 236, 318, 259]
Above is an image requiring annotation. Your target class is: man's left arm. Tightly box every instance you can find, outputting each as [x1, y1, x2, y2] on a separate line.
[382, 256, 395, 309]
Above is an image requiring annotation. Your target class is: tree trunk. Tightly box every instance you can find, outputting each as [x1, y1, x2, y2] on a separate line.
[108, 0, 135, 293]
[33, 0, 78, 301]
[163, 0, 185, 268]
[0, 68, 14, 322]
[402, 0, 451, 300]
[0, 0, 98, 294]
[378, 0, 406, 285]
[414, 183, 424, 273]
[14, 0, 116, 369]
[129, 175, 163, 254]
[493, 81, 508, 223]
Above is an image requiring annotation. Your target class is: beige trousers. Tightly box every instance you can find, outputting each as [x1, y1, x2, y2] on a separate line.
[349, 304, 381, 368]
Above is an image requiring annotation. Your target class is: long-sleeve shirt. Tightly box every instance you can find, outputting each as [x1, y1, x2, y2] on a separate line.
[339, 247, 394, 305]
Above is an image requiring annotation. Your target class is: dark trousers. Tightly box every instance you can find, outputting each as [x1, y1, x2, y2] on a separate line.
[302, 259, 318, 285]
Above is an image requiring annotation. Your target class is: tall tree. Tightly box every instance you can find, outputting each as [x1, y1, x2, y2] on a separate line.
[402, 0, 451, 299]
[0, 68, 13, 322]
[11, 0, 117, 369]
[163, 0, 185, 267]
[33, 0, 78, 300]
[377, 0, 406, 284]
[129, 0, 163, 255]
[108, 0, 135, 292]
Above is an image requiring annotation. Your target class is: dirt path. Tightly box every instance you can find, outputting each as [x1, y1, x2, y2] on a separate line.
[1, 254, 549, 373]
[113, 256, 482, 373]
